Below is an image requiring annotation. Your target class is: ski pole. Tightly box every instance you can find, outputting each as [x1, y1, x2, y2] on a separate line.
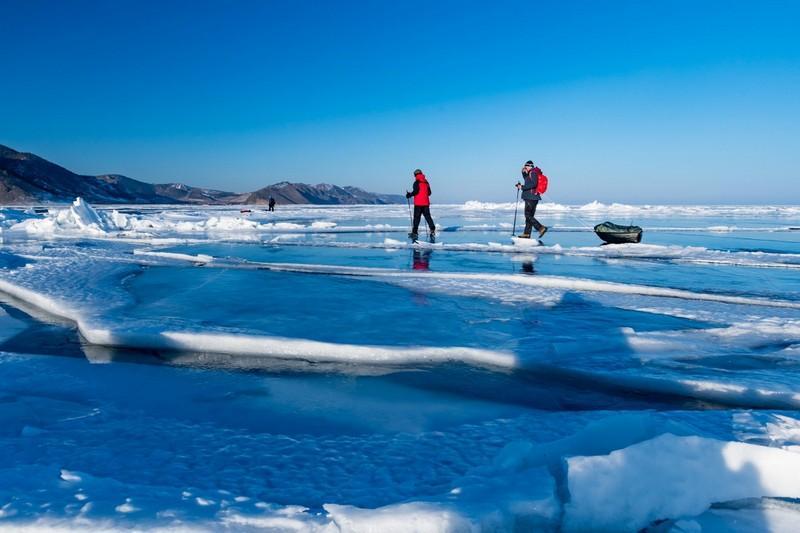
[512, 186, 520, 236]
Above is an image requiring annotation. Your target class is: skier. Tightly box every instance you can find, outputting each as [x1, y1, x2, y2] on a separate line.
[515, 160, 548, 238]
[268, 196, 276, 212]
[406, 169, 435, 241]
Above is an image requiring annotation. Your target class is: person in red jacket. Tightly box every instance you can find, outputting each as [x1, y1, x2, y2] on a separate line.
[406, 169, 436, 239]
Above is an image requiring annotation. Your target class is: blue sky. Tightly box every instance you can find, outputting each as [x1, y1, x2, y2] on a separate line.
[2, 0, 799, 203]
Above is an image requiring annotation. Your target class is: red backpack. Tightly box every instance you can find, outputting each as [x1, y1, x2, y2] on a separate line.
[534, 167, 549, 195]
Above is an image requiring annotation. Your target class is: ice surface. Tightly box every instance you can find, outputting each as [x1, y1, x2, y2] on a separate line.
[1, 199, 800, 531]
[279, 240, 800, 270]
[460, 200, 800, 218]
[164, 258, 800, 310]
[5, 200, 800, 244]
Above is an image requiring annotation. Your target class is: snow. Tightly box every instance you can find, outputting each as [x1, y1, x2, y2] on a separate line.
[132, 249, 214, 263]
[564, 433, 800, 532]
[510, 236, 541, 247]
[4, 199, 800, 243]
[4, 199, 357, 239]
[673, 499, 800, 533]
[310, 221, 337, 229]
[85, 329, 518, 368]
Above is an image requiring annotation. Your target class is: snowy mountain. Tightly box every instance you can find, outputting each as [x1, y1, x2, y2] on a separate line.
[0, 144, 402, 205]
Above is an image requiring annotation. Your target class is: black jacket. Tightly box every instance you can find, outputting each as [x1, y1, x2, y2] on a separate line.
[520, 169, 540, 201]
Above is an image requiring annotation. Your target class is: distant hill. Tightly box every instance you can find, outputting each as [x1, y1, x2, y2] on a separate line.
[244, 182, 403, 205]
[0, 144, 403, 205]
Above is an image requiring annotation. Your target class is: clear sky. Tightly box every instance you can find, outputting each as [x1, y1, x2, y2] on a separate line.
[2, 0, 799, 203]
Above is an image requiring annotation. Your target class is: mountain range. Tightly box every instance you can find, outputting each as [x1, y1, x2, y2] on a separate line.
[0, 144, 404, 205]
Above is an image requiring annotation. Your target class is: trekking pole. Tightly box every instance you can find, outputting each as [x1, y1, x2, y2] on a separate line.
[511, 186, 520, 236]
[406, 195, 413, 233]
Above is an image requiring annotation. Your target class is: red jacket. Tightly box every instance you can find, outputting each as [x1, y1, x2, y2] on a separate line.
[409, 173, 431, 206]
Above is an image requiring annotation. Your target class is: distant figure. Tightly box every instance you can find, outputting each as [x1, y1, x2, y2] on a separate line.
[268, 196, 276, 212]
[515, 160, 549, 238]
[406, 169, 435, 240]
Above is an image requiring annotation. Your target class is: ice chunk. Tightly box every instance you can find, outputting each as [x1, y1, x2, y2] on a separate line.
[132, 249, 213, 263]
[115, 498, 140, 513]
[564, 433, 800, 532]
[311, 221, 337, 229]
[11, 198, 118, 236]
[383, 238, 405, 247]
[59, 470, 82, 483]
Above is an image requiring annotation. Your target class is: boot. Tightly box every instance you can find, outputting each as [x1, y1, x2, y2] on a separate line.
[538, 226, 548, 238]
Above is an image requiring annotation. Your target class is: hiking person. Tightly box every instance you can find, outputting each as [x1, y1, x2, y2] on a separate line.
[515, 160, 548, 238]
[406, 169, 435, 240]
[268, 196, 276, 212]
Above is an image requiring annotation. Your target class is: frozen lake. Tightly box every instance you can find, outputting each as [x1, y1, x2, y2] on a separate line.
[1, 199, 800, 531]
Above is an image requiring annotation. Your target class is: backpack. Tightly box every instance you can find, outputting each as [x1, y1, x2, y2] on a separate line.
[534, 167, 549, 195]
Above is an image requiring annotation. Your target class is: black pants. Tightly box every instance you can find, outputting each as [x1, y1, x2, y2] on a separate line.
[523, 199, 544, 235]
[268, 205, 274, 211]
[412, 205, 435, 234]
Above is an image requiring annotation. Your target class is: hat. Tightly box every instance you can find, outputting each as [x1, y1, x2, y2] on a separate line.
[525, 160, 534, 166]
[413, 169, 423, 175]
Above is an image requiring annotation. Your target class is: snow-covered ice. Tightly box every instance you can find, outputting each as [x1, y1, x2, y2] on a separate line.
[565, 433, 800, 531]
[1, 199, 800, 531]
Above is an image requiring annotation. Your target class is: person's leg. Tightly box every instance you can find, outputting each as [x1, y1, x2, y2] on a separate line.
[523, 200, 534, 236]
[528, 200, 544, 233]
[422, 206, 435, 232]
[411, 206, 422, 235]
